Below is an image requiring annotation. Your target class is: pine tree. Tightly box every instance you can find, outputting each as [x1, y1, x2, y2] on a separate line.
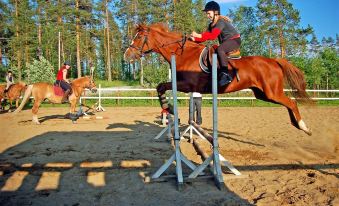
[257, 0, 312, 58]
[229, 6, 265, 56]
[7, 0, 36, 81]
[0, 1, 10, 67]
[309, 33, 320, 55]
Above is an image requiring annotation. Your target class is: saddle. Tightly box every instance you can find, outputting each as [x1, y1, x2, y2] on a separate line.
[53, 85, 64, 96]
[199, 46, 241, 74]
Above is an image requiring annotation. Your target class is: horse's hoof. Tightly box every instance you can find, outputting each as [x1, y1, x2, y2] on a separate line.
[304, 128, 312, 136]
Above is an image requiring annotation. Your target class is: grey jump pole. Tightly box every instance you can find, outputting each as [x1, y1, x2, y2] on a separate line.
[186, 54, 225, 189]
[180, 85, 241, 176]
[151, 55, 199, 190]
[152, 54, 240, 190]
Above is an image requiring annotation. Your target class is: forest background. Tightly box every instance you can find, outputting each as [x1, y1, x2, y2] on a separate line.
[0, 0, 338, 90]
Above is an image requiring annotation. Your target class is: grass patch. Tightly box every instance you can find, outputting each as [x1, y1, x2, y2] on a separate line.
[95, 80, 140, 87]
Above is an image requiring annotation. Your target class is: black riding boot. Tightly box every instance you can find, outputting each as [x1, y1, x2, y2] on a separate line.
[61, 89, 71, 103]
[218, 67, 233, 87]
[4, 89, 8, 98]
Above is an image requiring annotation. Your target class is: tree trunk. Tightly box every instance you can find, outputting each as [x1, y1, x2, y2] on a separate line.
[0, 46, 3, 66]
[37, 4, 42, 59]
[140, 58, 143, 86]
[15, 0, 22, 81]
[76, 0, 81, 77]
[267, 37, 272, 57]
[105, 0, 112, 81]
[279, 29, 286, 58]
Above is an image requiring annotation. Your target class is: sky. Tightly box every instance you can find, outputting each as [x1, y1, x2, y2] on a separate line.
[216, 0, 339, 40]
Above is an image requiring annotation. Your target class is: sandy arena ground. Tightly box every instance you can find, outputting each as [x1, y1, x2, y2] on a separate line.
[0, 106, 338, 206]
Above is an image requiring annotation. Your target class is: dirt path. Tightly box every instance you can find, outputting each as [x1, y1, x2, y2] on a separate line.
[0, 106, 338, 206]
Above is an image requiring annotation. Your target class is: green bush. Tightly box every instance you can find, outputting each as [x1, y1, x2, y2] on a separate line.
[143, 64, 169, 87]
[25, 57, 55, 84]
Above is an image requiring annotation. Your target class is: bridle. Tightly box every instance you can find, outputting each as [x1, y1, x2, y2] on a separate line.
[128, 27, 188, 56]
[128, 29, 153, 55]
[88, 78, 95, 89]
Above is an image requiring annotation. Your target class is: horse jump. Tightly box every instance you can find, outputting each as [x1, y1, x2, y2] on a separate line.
[151, 55, 227, 190]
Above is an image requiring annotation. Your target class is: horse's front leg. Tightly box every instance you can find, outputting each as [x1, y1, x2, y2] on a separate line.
[157, 82, 172, 113]
[68, 99, 79, 122]
[157, 81, 192, 114]
[16, 99, 19, 108]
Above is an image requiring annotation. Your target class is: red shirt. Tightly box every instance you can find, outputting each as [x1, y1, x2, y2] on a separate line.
[56, 66, 67, 80]
[194, 18, 240, 43]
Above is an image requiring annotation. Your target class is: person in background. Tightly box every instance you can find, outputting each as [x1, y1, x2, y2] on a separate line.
[4, 71, 15, 95]
[55, 61, 72, 103]
[190, 92, 203, 125]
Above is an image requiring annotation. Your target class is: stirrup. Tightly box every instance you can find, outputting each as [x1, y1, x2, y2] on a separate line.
[218, 72, 233, 87]
[227, 49, 241, 59]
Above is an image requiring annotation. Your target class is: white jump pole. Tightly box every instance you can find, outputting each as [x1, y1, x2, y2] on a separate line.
[96, 84, 105, 112]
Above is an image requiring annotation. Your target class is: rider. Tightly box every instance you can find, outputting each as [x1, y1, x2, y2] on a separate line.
[5, 71, 15, 94]
[55, 61, 72, 103]
[190, 1, 241, 86]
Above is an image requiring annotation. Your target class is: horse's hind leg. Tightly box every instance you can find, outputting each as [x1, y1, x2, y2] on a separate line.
[32, 100, 42, 124]
[252, 88, 311, 135]
[269, 93, 311, 135]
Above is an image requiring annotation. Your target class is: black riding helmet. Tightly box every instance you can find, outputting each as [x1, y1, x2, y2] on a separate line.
[64, 61, 71, 66]
[202, 1, 220, 14]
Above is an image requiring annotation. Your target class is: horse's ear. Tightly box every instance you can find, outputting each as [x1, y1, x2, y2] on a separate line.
[136, 24, 143, 32]
[136, 24, 149, 33]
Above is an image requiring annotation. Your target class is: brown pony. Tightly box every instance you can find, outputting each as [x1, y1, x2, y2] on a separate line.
[0, 82, 27, 109]
[14, 76, 97, 124]
[125, 23, 313, 135]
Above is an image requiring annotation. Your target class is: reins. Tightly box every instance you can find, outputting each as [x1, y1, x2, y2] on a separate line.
[129, 28, 188, 56]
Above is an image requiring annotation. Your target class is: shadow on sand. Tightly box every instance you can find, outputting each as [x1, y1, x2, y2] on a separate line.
[0, 121, 254, 206]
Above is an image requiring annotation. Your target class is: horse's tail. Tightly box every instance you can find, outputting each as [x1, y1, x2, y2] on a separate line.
[13, 84, 33, 114]
[275, 58, 312, 104]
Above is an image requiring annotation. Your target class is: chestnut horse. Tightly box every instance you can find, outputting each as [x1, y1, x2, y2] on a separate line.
[125, 23, 313, 135]
[0, 82, 27, 110]
[14, 76, 97, 124]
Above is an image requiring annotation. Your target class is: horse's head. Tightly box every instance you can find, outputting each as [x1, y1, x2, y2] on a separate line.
[86, 76, 97, 93]
[124, 23, 170, 62]
[73, 76, 97, 93]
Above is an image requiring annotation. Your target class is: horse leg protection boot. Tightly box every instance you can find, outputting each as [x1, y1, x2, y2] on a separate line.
[61, 89, 71, 103]
[218, 66, 233, 87]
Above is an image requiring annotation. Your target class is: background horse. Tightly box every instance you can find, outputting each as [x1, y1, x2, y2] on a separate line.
[0, 82, 27, 110]
[125, 23, 313, 135]
[14, 76, 96, 124]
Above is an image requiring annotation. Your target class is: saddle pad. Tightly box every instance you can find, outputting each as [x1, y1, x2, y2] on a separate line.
[199, 47, 211, 73]
[53, 86, 64, 96]
[199, 46, 242, 74]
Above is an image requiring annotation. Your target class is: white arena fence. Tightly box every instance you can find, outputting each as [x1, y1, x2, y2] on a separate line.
[79, 85, 339, 105]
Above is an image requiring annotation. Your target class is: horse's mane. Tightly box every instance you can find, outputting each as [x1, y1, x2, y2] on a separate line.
[71, 76, 89, 85]
[137, 23, 202, 47]
[17, 81, 26, 87]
